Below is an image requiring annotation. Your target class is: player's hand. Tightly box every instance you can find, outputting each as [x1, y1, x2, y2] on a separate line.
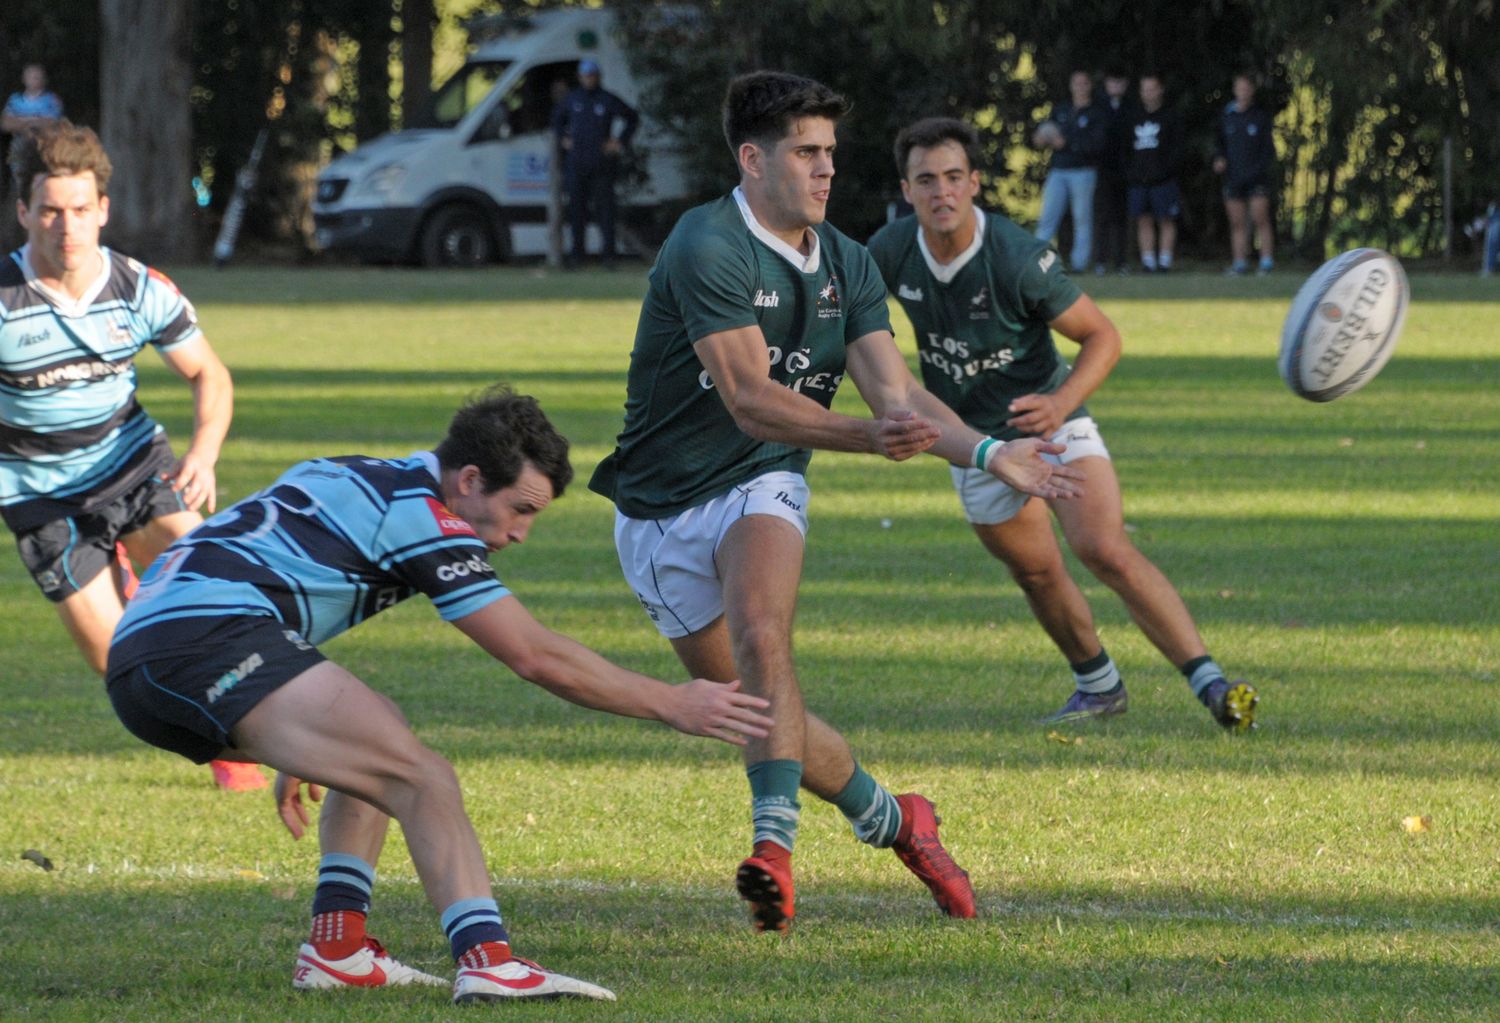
[869, 409, 940, 461]
[166, 449, 219, 513]
[662, 678, 774, 746]
[1006, 393, 1069, 438]
[1212, 156, 1227, 175]
[274, 772, 325, 840]
[603, 138, 622, 156]
[985, 437, 1085, 500]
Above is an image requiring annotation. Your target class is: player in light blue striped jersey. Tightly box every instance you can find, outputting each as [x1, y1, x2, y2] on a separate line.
[0, 121, 258, 787]
[107, 386, 774, 1003]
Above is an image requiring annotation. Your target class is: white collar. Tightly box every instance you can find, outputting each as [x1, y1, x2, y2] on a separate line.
[917, 208, 985, 285]
[19, 244, 112, 319]
[732, 186, 821, 273]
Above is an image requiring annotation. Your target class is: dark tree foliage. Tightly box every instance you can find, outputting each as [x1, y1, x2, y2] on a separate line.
[615, 0, 1497, 259]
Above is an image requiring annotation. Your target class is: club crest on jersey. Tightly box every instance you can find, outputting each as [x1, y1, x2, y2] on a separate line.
[817, 275, 841, 319]
[109, 320, 133, 346]
[425, 496, 477, 537]
[969, 286, 990, 319]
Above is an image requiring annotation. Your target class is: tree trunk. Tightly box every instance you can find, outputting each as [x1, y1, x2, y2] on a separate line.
[99, 0, 192, 262]
[354, 3, 395, 141]
[400, 0, 434, 128]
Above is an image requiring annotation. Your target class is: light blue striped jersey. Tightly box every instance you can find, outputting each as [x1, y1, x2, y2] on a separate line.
[110, 452, 511, 666]
[0, 245, 203, 531]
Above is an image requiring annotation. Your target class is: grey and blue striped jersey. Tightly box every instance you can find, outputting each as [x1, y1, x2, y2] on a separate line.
[0, 245, 203, 531]
[110, 452, 510, 668]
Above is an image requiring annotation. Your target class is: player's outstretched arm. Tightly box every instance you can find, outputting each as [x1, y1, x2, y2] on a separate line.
[694, 325, 940, 459]
[845, 330, 1084, 500]
[453, 596, 774, 745]
[158, 337, 234, 513]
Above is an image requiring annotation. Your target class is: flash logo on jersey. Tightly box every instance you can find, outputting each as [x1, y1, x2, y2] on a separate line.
[425, 497, 477, 537]
[1038, 251, 1057, 273]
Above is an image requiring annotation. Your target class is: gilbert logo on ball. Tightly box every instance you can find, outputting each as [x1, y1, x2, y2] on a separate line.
[1278, 248, 1408, 402]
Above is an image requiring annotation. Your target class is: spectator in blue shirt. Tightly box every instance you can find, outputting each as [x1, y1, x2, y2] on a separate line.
[2, 63, 64, 137]
[550, 59, 639, 268]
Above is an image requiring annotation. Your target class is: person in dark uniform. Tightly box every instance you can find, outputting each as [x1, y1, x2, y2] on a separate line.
[1212, 73, 1276, 275]
[1128, 74, 1184, 273]
[550, 59, 639, 268]
[1092, 70, 1134, 275]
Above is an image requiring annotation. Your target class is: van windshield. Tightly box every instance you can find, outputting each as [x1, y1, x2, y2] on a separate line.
[421, 61, 512, 129]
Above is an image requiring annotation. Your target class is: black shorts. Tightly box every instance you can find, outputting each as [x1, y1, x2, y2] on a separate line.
[106, 616, 325, 764]
[1222, 177, 1272, 201]
[14, 441, 188, 602]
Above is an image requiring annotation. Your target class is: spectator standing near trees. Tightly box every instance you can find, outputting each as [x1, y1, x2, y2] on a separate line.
[1033, 70, 1106, 274]
[1212, 73, 1276, 276]
[1093, 70, 1134, 276]
[1128, 74, 1184, 273]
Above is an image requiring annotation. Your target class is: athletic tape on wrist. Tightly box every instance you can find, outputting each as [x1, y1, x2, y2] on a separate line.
[972, 436, 1000, 471]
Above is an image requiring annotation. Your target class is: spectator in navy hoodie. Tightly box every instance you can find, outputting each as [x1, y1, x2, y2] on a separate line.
[551, 59, 639, 268]
[1033, 69, 1106, 273]
[1212, 73, 1276, 275]
[1127, 74, 1183, 273]
[1093, 70, 1135, 276]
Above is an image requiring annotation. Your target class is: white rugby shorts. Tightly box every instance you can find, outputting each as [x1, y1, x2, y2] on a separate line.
[614, 470, 810, 638]
[950, 416, 1109, 525]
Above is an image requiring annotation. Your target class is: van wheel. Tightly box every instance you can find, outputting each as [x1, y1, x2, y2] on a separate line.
[418, 205, 498, 267]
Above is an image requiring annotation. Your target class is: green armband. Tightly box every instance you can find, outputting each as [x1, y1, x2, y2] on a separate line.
[972, 437, 1001, 471]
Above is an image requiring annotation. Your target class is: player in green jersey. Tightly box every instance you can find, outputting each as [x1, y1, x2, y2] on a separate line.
[868, 117, 1257, 732]
[592, 74, 1085, 932]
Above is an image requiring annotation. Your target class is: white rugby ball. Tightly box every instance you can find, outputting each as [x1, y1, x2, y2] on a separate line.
[1278, 248, 1408, 402]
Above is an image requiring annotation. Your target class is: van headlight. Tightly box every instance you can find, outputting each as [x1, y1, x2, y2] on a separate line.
[356, 162, 407, 200]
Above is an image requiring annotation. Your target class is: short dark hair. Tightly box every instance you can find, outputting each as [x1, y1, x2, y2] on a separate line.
[10, 119, 113, 204]
[893, 117, 981, 180]
[721, 71, 849, 155]
[434, 384, 573, 497]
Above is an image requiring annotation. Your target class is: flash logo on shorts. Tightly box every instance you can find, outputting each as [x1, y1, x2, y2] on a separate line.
[205, 652, 264, 704]
[425, 497, 477, 537]
[282, 629, 314, 652]
[436, 555, 493, 582]
[774, 490, 803, 512]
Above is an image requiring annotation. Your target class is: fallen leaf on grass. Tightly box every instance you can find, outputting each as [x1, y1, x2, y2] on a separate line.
[1401, 815, 1432, 834]
[1046, 731, 1083, 746]
[236, 869, 266, 880]
[21, 849, 54, 871]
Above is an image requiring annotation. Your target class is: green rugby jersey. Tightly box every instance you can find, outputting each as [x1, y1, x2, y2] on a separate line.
[590, 190, 891, 519]
[867, 210, 1084, 440]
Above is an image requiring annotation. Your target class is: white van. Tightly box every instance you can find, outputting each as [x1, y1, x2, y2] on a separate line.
[311, 7, 687, 266]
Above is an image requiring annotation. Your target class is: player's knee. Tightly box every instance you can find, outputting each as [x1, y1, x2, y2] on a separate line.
[1075, 539, 1139, 582]
[730, 617, 791, 672]
[1008, 560, 1067, 596]
[382, 742, 462, 814]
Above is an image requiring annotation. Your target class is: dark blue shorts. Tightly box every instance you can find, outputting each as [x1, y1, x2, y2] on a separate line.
[1222, 177, 1272, 201]
[1128, 182, 1182, 219]
[13, 437, 187, 602]
[106, 615, 325, 764]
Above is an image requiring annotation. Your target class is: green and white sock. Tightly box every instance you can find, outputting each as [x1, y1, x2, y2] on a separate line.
[1071, 648, 1121, 694]
[747, 759, 802, 853]
[832, 763, 903, 849]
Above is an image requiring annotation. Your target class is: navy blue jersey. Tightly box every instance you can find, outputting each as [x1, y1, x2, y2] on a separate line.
[1045, 101, 1107, 171]
[110, 452, 510, 668]
[1215, 103, 1276, 187]
[550, 86, 638, 170]
[0, 246, 202, 531]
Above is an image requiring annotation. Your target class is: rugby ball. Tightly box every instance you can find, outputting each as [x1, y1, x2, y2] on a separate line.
[1278, 248, 1408, 402]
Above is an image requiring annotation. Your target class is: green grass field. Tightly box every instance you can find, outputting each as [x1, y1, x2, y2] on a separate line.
[2, 264, 1497, 1022]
